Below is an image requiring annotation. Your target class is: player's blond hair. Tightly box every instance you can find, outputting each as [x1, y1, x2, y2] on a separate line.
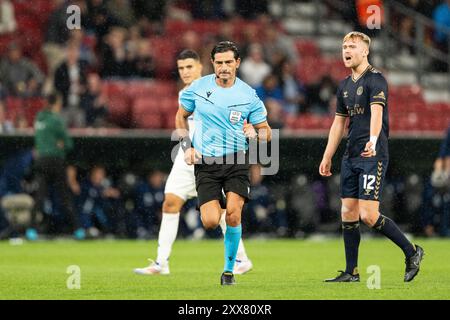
[343, 31, 371, 48]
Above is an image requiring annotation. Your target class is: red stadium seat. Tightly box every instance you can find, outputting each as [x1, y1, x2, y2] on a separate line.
[106, 95, 131, 126]
[160, 97, 179, 129]
[5, 97, 25, 123]
[295, 39, 320, 57]
[0, 34, 15, 55]
[326, 58, 350, 82]
[126, 81, 177, 98]
[149, 37, 178, 79]
[131, 97, 163, 129]
[296, 56, 328, 84]
[164, 20, 191, 38]
[191, 20, 221, 36]
[24, 97, 46, 126]
[102, 81, 128, 97]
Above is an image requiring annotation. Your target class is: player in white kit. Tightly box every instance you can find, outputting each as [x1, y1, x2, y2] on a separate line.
[134, 50, 253, 275]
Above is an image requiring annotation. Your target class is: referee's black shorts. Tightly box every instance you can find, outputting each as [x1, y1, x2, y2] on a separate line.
[194, 151, 250, 208]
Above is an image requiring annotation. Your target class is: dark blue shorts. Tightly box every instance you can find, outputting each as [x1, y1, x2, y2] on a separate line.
[340, 158, 388, 201]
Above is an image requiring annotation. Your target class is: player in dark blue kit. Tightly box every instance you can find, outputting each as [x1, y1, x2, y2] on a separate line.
[319, 32, 424, 282]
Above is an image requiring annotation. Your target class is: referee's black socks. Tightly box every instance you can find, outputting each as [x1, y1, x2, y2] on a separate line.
[372, 214, 416, 258]
[342, 221, 361, 275]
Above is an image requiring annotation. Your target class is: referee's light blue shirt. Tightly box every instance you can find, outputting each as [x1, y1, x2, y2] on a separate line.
[179, 74, 267, 157]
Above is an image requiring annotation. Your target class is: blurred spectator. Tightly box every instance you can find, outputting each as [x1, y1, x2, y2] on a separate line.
[0, 149, 34, 238]
[276, 59, 306, 115]
[68, 29, 98, 67]
[165, 0, 193, 21]
[67, 165, 81, 197]
[80, 73, 109, 127]
[29, 93, 83, 241]
[422, 126, 450, 237]
[432, 0, 450, 71]
[133, 170, 165, 239]
[106, 0, 137, 28]
[239, 43, 271, 88]
[189, 0, 226, 19]
[132, 0, 167, 21]
[244, 165, 288, 236]
[181, 30, 203, 53]
[0, 0, 16, 34]
[263, 27, 298, 66]
[86, 0, 121, 39]
[216, 20, 234, 42]
[0, 43, 44, 97]
[14, 114, 28, 131]
[255, 74, 284, 103]
[100, 27, 130, 78]
[306, 75, 337, 115]
[43, 0, 88, 91]
[130, 40, 156, 78]
[44, 0, 73, 67]
[77, 165, 121, 238]
[54, 43, 88, 128]
[235, 0, 269, 19]
[264, 98, 285, 130]
[433, 0, 450, 44]
[126, 25, 144, 59]
[239, 23, 260, 58]
[400, 0, 436, 18]
[0, 102, 14, 133]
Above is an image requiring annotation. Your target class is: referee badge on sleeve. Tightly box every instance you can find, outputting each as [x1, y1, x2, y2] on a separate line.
[229, 111, 242, 124]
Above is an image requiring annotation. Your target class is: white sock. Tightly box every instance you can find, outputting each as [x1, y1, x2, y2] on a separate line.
[156, 213, 180, 266]
[219, 212, 249, 262]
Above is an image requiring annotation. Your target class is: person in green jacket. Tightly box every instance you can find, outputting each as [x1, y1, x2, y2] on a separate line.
[26, 93, 85, 241]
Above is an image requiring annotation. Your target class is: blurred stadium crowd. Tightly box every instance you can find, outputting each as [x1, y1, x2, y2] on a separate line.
[0, 0, 449, 240]
[0, 0, 449, 131]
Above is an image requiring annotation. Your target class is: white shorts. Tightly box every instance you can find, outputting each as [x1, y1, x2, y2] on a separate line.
[164, 160, 197, 201]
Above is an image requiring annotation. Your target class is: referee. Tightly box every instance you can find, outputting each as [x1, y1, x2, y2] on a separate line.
[177, 41, 272, 285]
[27, 93, 84, 240]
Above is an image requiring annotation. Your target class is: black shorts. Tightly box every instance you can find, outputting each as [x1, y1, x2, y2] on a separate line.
[340, 158, 388, 201]
[194, 153, 250, 208]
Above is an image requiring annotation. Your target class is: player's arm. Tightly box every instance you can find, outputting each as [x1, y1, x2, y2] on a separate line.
[246, 92, 271, 141]
[362, 74, 387, 157]
[175, 106, 200, 165]
[245, 120, 272, 142]
[319, 115, 347, 176]
[175, 106, 191, 139]
[361, 104, 383, 157]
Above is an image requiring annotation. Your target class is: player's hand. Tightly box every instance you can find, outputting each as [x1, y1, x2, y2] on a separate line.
[361, 141, 376, 157]
[184, 147, 201, 165]
[319, 158, 332, 176]
[243, 120, 258, 140]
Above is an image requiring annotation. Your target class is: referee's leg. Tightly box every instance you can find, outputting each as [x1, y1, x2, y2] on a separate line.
[225, 192, 245, 227]
[199, 200, 222, 229]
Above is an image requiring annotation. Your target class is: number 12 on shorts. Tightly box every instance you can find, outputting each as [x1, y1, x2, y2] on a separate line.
[363, 175, 376, 190]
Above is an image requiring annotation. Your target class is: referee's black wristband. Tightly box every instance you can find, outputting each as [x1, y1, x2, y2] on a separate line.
[179, 136, 192, 152]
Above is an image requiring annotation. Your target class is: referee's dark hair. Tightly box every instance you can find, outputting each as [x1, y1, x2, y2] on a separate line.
[177, 49, 200, 61]
[211, 41, 240, 61]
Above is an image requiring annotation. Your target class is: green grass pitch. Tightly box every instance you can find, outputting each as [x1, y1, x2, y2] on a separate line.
[1, 238, 449, 300]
